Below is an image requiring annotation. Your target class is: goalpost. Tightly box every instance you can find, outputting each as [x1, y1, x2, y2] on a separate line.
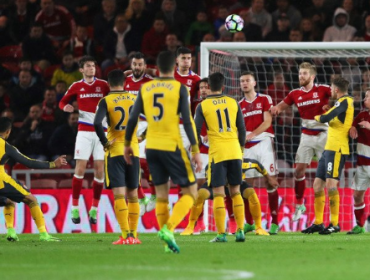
[199, 42, 370, 232]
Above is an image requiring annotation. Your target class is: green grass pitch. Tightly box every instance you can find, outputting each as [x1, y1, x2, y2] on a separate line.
[1, 232, 370, 280]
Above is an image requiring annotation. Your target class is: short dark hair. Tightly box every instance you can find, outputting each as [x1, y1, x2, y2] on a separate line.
[107, 69, 125, 87]
[31, 22, 43, 29]
[332, 76, 349, 93]
[199, 77, 208, 85]
[79, 56, 96, 68]
[130, 52, 146, 63]
[240, 71, 256, 79]
[55, 80, 67, 85]
[208, 72, 224, 91]
[176, 47, 192, 57]
[157, 51, 175, 74]
[62, 50, 74, 58]
[0, 117, 12, 133]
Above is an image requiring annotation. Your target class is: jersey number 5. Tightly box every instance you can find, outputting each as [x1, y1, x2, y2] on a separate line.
[153, 93, 164, 121]
[114, 106, 133, 131]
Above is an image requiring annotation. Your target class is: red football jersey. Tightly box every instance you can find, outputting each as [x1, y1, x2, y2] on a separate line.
[353, 111, 370, 166]
[59, 78, 110, 132]
[124, 74, 153, 95]
[35, 5, 76, 41]
[239, 93, 274, 148]
[284, 84, 331, 135]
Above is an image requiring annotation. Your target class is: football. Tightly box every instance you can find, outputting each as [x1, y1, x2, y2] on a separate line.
[224, 14, 244, 33]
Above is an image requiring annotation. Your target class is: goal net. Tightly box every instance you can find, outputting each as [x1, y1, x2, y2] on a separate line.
[199, 42, 370, 232]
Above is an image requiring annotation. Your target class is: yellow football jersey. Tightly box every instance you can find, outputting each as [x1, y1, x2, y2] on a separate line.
[196, 94, 244, 163]
[99, 91, 139, 157]
[315, 95, 354, 155]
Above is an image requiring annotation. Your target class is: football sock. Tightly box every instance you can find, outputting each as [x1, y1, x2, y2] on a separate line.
[231, 192, 245, 230]
[314, 190, 325, 225]
[29, 202, 46, 233]
[354, 203, 366, 227]
[328, 189, 340, 226]
[243, 198, 253, 224]
[72, 175, 83, 206]
[225, 195, 234, 219]
[167, 194, 195, 231]
[155, 197, 169, 229]
[294, 176, 306, 205]
[4, 204, 15, 228]
[114, 194, 129, 239]
[267, 188, 279, 225]
[92, 178, 104, 207]
[213, 194, 226, 234]
[128, 197, 140, 238]
[187, 188, 209, 229]
[243, 188, 262, 228]
[137, 185, 145, 199]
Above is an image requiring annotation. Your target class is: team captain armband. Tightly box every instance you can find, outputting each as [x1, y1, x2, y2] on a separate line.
[49, 162, 56, 168]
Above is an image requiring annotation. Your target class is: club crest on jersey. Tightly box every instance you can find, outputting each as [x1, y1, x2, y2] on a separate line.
[96, 87, 101, 92]
[313, 92, 318, 98]
[187, 79, 192, 85]
[335, 101, 340, 107]
[256, 103, 262, 109]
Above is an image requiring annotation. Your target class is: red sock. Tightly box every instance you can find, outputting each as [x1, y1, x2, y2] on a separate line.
[72, 176, 83, 206]
[150, 184, 156, 195]
[92, 179, 104, 207]
[294, 177, 306, 205]
[354, 203, 366, 227]
[138, 185, 145, 199]
[243, 198, 253, 225]
[225, 195, 234, 219]
[268, 189, 279, 225]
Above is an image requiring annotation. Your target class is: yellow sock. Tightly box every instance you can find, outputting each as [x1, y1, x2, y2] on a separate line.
[114, 195, 129, 239]
[156, 197, 169, 229]
[213, 194, 226, 234]
[187, 189, 209, 229]
[128, 197, 140, 238]
[329, 189, 340, 226]
[29, 202, 46, 233]
[243, 188, 262, 229]
[167, 194, 195, 231]
[314, 190, 326, 225]
[231, 192, 244, 231]
[4, 204, 15, 229]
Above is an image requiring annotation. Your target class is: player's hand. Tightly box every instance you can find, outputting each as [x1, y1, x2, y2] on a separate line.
[246, 132, 255, 142]
[202, 135, 208, 145]
[124, 146, 134, 165]
[359, 121, 370, 130]
[103, 138, 116, 151]
[322, 104, 331, 111]
[63, 104, 74, 112]
[266, 175, 279, 189]
[192, 153, 203, 173]
[270, 106, 280, 116]
[349, 126, 358, 139]
[54, 155, 67, 168]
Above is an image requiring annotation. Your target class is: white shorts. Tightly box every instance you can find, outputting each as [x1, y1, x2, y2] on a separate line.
[179, 124, 191, 151]
[74, 131, 105, 160]
[139, 139, 146, 159]
[243, 138, 277, 177]
[352, 165, 370, 191]
[195, 153, 209, 179]
[295, 132, 327, 164]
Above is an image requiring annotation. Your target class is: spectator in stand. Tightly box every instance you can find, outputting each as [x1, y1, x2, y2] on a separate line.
[93, 0, 116, 46]
[233, 32, 246, 42]
[248, 0, 272, 38]
[362, 69, 370, 93]
[13, 104, 55, 160]
[7, 0, 38, 44]
[48, 111, 78, 166]
[213, 5, 228, 39]
[323, 7, 356, 41]
[156, 0, 187, 42]
[141, 17, 168, 62]
[303, 0, 332, 29]
[217, 27, 233, 42]
[0, 64, 12, 86]
[289, 28, 303, 42]
[341, 57, 362, 90]
[0, 15, 15, 47]
[57, 0, 99, 26]
[186, 10, 213, 46]
[35, 0, 76, 49]
[265, 13, 291, 42]
[239, 8, 262, 42]
[352, 85, 362, 116]
[67, 25, 95, 61]
[265, 71, 290, 104]
[124, 0, 152, 47]
[22, 22, 56, 70]
[0, 108, 18, 146]
[9, 70, 44, 121]
[41, 87, 65, 125]
[341, 0, 362, 31]
[164, 33, 180, 55]
[102, 14, 136, 72]
[51, 51, 83, 87]
[203, 33, 216, 42]
[271, 0, 302, 29]
[353, 15, 370, 41]
[55, 80, 67, 102]
[0, 84, 10, 113]
[300, 17, 318, 41]
[11, 58, 43, 87]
